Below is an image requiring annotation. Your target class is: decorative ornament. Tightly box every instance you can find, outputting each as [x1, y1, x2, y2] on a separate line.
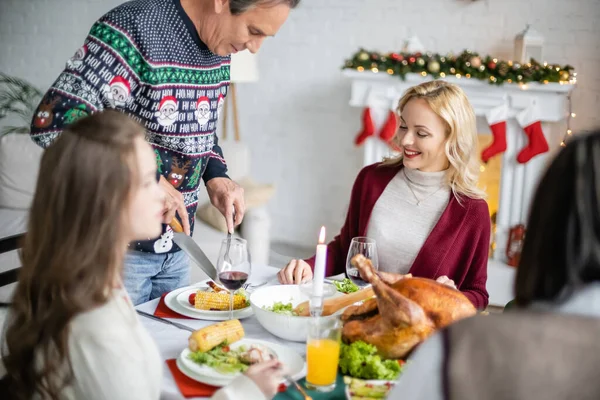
[470, 56, 482, 68]
[498, 63, 509, 76]
[427, 60, 441, 73]
[358, 51, 369, 61]
[343, 48, 575, 85]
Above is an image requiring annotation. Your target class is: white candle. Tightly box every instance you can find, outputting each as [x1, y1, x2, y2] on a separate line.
[312, 226, 327, 298]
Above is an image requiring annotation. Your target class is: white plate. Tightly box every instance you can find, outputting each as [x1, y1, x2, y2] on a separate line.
[177, 338, 306, 387]
[164, 280, 254, 321]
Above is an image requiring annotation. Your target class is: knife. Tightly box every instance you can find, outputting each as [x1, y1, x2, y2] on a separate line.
[136, 310, 196, 332]
[169, 219, 218, 281]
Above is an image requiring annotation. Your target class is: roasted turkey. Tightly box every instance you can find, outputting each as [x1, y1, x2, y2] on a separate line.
[342, 254, 476, 359]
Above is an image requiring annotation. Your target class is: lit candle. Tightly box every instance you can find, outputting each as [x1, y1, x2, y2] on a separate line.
[312, 226, 327, 298]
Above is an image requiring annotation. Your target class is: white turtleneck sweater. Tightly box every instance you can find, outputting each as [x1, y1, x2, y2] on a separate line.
[366, 167, 451, 274]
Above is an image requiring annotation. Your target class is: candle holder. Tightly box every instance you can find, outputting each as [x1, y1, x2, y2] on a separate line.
[309, 295, 324, 317]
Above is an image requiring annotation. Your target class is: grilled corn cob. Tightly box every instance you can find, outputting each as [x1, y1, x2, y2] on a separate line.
[189, 319, 245, 352]
[194, 291, 247, 311]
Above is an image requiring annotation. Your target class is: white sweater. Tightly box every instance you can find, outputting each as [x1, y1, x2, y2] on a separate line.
[366, 167, 450, 274]
[60, 289, 266, 400]
[61, 289, 163, 400]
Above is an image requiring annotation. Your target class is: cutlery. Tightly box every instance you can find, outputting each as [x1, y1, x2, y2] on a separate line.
[136, 310, 195, 332]
[223, 211, 235, 270]
[242, 281, 268, 290]
[169, 219, 218, 281]
[284, 375, 312, 400]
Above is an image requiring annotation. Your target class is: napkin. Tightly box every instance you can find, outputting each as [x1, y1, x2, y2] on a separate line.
[154, 294, 193, 319]
[166, 359, 288, 398]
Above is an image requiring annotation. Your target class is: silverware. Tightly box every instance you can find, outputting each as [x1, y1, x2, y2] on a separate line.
[136, 310, 195, 332]
[242, 281, 268, 290]
[224, 211, 235, 267]
[284, 375, 312, 400]
[169, 220, 218, 281]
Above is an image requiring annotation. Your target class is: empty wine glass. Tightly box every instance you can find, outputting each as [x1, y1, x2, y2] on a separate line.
[216, 237, 251, 320]
[346, 237, 378, 287]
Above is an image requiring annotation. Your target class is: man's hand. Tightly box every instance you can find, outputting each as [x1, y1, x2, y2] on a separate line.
[159, 175, 190, 235]
[206, 177, 245, 233]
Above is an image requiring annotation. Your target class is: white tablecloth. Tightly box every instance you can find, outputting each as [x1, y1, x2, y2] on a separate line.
[136, 265, 306, 400]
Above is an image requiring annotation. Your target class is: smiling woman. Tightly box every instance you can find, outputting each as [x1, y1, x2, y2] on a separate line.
[279, 81, 491, 310]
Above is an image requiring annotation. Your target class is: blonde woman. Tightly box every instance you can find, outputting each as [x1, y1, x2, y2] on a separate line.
[279, 81, 490, 309]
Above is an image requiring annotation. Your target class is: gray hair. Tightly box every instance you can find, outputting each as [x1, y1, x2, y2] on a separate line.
[229, 0, 300, 15]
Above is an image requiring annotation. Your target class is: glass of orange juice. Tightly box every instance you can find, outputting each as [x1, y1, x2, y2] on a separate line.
[305, 315, 342, 392]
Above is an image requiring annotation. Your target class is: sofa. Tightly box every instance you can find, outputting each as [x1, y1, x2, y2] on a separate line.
[0, 133, 273, 299]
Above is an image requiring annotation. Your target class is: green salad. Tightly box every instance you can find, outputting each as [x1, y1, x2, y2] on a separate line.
[344, 376, 395, 399]
[333, 278, 359, 293]
[188, 343, 249, 374]
[263, 301, 299, 316]
[339, 341, 403, 380]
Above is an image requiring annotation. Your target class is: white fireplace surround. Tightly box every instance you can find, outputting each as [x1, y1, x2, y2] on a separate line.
[344, 70, 576, 307]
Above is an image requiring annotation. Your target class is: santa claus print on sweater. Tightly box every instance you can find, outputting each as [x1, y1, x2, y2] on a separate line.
[66, 44, 88, 70]
[102, 76, 131, 107]
[155, 96, 179, 127]
[195, 96, 211, 126]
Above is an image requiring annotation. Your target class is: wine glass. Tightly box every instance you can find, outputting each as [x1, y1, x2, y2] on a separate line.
[216, 237, 251, 320]
[345, 237, 378, 288]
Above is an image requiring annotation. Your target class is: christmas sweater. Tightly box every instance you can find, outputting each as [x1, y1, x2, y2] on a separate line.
[30, 0, 231, 254]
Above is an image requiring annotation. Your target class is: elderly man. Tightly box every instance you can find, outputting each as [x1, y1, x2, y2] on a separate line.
[30, 0, 300, 305]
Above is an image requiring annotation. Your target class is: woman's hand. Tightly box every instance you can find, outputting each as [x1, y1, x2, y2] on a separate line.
[436, 275, 456, 289]
[277, 259, 313, 284]
[244, 359, 285, 398]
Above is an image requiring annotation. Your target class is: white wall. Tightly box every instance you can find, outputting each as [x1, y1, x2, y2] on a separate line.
[1, 0, 599, 247]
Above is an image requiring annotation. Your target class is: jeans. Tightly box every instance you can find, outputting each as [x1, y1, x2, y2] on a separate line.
[123, 250, 190, 306]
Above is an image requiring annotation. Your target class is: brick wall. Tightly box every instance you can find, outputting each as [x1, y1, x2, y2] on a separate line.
[1, 0, 598, 247]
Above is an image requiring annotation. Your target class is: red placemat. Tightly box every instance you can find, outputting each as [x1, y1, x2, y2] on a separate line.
[154, 293, 193, 319]
[166, 359, 288, 398]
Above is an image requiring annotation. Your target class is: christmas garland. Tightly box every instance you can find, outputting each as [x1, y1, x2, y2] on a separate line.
[342, 49, 575, 86]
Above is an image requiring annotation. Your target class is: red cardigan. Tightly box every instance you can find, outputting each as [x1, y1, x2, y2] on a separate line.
[306, 163, 490, 309]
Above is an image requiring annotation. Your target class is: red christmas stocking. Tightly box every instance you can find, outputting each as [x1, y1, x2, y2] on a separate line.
[482, 122, 507, 163]
[516, 104, 549, 164]
[379, 110, 397, 142]
[354, 107, 376, 146]
[481, 103, 509, 163]
[517, 121, 549, 163]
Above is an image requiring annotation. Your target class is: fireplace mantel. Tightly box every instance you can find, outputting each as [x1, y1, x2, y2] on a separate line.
[344, 70, 576, 307]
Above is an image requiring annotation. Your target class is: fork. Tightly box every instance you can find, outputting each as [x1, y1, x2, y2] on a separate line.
[242, 281, 268, 290]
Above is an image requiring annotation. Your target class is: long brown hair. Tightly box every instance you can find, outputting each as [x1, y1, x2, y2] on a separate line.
[2, 110, 145, 399]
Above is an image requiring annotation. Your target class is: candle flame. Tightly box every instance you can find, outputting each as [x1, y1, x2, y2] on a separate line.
[318, 226, 326, 244]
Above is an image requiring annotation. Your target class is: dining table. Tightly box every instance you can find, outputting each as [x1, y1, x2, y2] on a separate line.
[136, 264, 350, 400]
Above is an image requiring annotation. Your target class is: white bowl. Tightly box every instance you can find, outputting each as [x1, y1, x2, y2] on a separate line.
[251, 284, 347, 342]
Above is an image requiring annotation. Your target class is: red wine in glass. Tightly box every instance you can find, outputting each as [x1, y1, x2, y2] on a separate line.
[347, 268, 369, 287]
[219, 271, 249, 291]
